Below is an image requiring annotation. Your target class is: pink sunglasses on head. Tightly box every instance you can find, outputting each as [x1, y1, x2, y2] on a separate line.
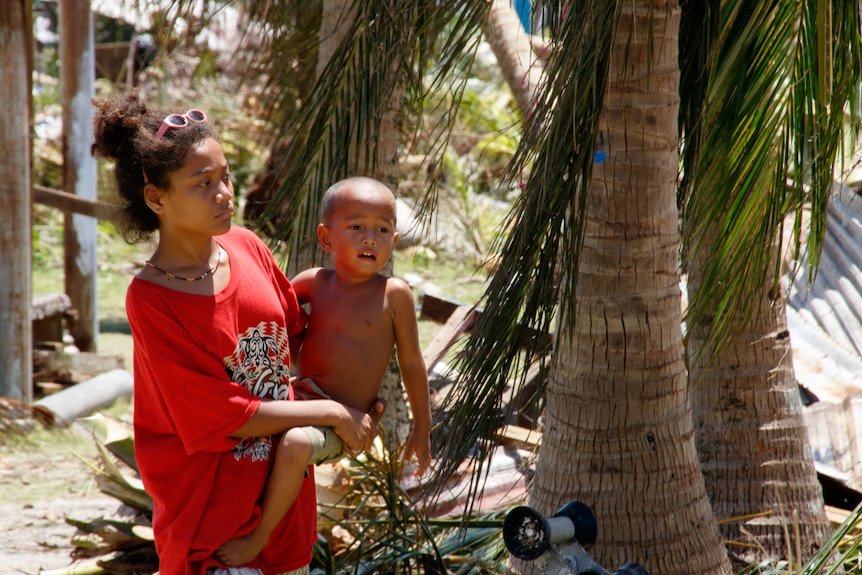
[154, 109, 207, 138]
[143, 109, 208, 184]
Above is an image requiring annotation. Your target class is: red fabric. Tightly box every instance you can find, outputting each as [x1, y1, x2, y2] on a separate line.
[127, 226, 316, 575]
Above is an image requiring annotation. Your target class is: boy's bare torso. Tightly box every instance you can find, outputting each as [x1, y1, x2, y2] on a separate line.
[296, 269, 397, 412]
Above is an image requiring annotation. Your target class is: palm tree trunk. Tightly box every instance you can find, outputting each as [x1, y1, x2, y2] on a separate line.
[283, 0, 361, 278]
[316, 0, 355, 79]
[688, 236, 831, 567]
[513, 3, 731, 574]
[483, 0, 543, 119]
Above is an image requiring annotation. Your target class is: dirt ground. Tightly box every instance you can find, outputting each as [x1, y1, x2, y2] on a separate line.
[0, 426, 128, 575]
[1, 330, 137, 575]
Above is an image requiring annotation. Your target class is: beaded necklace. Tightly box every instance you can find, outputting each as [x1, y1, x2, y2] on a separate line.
[145, 245, 222, 282]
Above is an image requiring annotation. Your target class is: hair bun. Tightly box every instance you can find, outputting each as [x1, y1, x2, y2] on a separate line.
[90, 93, 149, 160]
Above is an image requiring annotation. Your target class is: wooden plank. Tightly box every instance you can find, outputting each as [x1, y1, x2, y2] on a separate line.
[420, 293, 551, 350]
[497, 425, 542, 449]
[825, 505, 851, 526]
[60, 0, 99, 354]
[34, 185, 117, 221]
[0, 2, 34, 402]
[31, 293, 72, 321]
[33, 349, 125, 385]
[420, 294, 466, 324]
[423, 305, 477, 374]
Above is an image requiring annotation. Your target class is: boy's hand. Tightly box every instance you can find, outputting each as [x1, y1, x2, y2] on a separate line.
[403, 428, 431, 477]
[369, 397, 387, 426]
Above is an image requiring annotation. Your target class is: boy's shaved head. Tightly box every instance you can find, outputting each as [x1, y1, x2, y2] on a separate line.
[321, 177, 396, 225]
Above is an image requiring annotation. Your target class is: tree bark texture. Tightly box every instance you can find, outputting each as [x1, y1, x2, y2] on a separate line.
[688, 236, 831, 567]
[514, 3, 732, 574]
[60, 0, 98, 352]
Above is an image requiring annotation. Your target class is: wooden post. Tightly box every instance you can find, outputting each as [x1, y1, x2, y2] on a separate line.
[60, 0, 98, 352]
[0, 2, 34, 401]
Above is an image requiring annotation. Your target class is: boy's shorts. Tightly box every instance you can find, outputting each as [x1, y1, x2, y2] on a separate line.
[300, 424, 346, 465]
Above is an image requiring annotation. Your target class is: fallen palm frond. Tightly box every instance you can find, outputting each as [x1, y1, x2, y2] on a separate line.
[71, 415, 151, 512]
[733, 503, 862, 574]
[56, 411, 862, 574]
[58, 415, 155, 575]
[314, 442, 511, 574]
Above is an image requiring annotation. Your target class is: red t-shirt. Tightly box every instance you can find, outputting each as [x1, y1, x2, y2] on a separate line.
[127, 226, 315, 575]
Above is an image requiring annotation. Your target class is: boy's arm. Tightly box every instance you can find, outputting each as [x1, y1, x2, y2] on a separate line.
[288, 306, 309, 361]
[288, 269, 317, 363]
[390, 280, 432, 475]
[290, 268, 318, 305]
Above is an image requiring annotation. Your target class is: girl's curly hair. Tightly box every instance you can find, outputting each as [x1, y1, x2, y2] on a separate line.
[91, 91, 214, 243]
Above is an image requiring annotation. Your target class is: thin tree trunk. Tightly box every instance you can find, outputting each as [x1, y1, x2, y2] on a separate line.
[316, 0, 411, 454]
[513, 3, 731, 574]
[688, 236, 831, 567]
[483, 0, 544, 119]
[281, 0, 359, 278]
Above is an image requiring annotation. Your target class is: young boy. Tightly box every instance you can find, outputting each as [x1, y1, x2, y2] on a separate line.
[216, 177, 432, 567]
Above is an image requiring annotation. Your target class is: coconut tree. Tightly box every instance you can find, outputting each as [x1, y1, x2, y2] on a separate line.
[521, 2, 732, 571]
[434, 0, 861, 573]
[483, 0, 545, 119]
[434, 2, 732, 573]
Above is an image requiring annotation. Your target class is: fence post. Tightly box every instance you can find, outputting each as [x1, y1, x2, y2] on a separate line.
[0, 1, 33, 401]
[60, 0, 98, 352]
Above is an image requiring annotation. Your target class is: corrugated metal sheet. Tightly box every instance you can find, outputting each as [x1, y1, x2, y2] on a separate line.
[788, 184, 862, 488]
[788, 185, 862, 402]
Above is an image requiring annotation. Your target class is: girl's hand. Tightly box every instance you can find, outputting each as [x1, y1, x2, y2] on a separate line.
[332, 398, 386, 453]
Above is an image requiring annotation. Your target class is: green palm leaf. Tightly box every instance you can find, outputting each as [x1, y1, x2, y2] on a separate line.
[432, 0, 623, 502]
[681, 0, 862, 366]
[254, 0, 491, 267]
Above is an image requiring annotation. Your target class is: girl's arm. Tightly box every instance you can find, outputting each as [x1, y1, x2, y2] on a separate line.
[231, 398, 380, 453]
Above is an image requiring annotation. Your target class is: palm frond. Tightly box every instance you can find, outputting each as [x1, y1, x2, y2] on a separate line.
[432, 1, 623, 505]
[231, 0, 322, 120]
[249, 0, 491, 268]
[799, 502, 862, 574]
[681, 0, 862, 365]
[678, 0, 720, 220]
[315, 445, 509, 574]
[323, 450, 447, 574]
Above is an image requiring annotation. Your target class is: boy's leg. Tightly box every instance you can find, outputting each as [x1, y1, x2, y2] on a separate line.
[257, 427, 314, 535]
[216, 428, 313, 566]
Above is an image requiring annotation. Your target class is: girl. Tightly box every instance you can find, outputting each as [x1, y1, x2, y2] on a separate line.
[91, 92, 381, 575]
